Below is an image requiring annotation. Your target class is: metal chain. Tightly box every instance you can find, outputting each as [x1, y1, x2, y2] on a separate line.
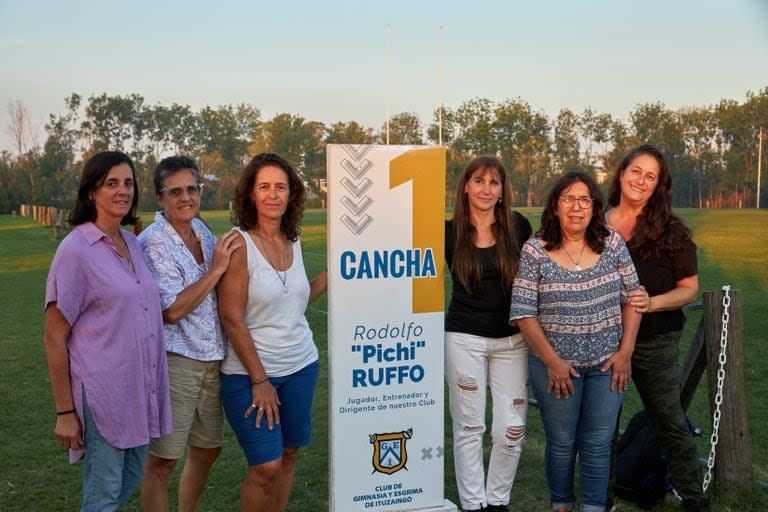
[702, 284, 731, 492]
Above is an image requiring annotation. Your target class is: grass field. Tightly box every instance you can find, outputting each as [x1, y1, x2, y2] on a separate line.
[1, 208, 766, 511]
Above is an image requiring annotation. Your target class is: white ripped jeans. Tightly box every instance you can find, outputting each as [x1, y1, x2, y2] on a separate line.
[445, 331, 528, 511]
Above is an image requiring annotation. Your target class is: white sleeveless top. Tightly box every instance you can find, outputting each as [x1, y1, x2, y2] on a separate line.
[221, 228, 318, 377]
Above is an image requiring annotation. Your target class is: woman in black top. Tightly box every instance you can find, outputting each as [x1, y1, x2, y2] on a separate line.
[445, 156, 531, 512]
[606, 145, 709, 512]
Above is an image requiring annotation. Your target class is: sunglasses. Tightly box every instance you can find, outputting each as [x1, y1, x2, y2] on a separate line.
[161, 184, 203, 198]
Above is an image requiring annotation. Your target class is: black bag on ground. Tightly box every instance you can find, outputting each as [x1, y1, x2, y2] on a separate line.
[614, 410, 670, 509]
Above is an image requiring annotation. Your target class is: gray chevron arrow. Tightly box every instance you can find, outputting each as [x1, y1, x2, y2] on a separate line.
[340, 176, 373, 198]
[341, 159, 373, 179]
[341, 214, 373, 235]
[340, 195, 373, 217]
[341, 144, 375, 162]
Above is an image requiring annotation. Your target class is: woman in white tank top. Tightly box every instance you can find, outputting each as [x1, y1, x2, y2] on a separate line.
[218, 153, 327, 512]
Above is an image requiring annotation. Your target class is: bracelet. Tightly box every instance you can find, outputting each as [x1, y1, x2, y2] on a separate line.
[56, 409, 76, 416]
[253, 377, 269, 385]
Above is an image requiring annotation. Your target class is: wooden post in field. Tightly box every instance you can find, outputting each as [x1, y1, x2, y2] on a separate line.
[51, 208, 60, 239]
[757, 126, 763, 209]
[703, 289, 752, 488]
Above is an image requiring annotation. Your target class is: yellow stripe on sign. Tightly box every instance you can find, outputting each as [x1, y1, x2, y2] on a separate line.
[389, 147, 446, 313]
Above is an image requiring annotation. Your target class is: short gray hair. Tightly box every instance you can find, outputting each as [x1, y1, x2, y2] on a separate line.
[153, 155, 201, 196]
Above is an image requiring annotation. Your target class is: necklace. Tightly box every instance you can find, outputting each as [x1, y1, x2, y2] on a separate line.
[562, 241, 586, 271]
[184, 229, 204, 265]
[254, 230, 289, 293]
[97, 223, 133, 271]
[114, 232, 134, 270]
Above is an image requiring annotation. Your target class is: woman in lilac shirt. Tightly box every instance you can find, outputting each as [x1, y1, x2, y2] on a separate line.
[43, 151, 172, 511]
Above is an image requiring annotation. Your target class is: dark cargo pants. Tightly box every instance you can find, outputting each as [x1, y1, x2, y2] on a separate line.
[632, 330, 709, 511]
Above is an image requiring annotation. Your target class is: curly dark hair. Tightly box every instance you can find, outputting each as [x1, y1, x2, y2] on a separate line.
[231, 153, 305, 241]
[68, 151, 139, 226]
[451, 155, 522, 291]
[539, 171, 609, 253]
[608, 144, 692, 260]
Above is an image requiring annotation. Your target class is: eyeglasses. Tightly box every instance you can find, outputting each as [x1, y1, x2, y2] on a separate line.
[161, 184, 203, 198]
[559, 195, 594, 208]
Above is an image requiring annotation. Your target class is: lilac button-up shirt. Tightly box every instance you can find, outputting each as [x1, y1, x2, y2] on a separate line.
[45, 222, 172, 463]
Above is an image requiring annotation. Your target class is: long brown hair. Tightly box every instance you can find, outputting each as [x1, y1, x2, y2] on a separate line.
[451, 155, 521, 291]
[231, 153, 305, 242]
[608, 144, 692, 260]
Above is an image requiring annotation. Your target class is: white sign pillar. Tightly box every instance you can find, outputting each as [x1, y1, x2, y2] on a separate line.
[327, 145, 455, 512]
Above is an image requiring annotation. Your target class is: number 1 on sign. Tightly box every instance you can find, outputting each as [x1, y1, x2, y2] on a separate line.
[389, 148, 446, 313]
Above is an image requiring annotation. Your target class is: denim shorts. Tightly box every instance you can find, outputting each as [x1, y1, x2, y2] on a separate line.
[221, 360, 319, 466]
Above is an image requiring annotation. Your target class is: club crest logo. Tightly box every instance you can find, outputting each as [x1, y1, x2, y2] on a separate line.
[369, 428, 412, 475]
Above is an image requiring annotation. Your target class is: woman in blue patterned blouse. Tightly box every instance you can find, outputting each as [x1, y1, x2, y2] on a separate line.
[138, 156, 242, 511]
[509, 171, 642, 512]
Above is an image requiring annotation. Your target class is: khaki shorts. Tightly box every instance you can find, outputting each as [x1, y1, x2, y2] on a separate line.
[149, 353, 223, 459]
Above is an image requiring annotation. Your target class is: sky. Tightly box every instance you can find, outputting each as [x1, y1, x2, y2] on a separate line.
[0, 0, 766, 153]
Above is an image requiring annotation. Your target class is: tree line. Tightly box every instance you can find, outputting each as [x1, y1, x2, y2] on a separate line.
[2, 88, 767, 214]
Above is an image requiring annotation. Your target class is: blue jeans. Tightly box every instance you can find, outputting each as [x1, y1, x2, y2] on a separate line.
[528, 354, 624, 512]
[81, 389, 148, 512]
